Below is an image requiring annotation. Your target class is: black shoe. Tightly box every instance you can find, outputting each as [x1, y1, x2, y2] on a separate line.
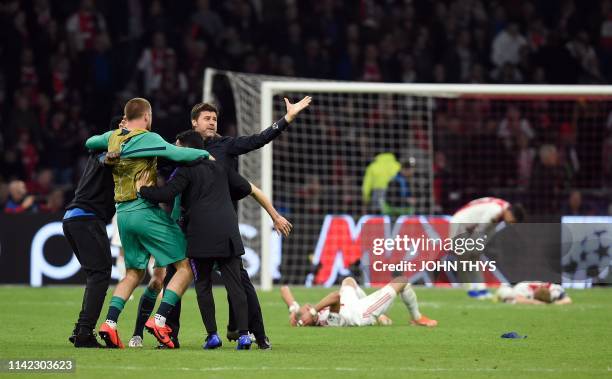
[256, 336, 271, 350]
[156, 337, 180, 349]
[68, 324, 78, 344]
[226, 329, 240, 342]
[74, 332, 104, 348]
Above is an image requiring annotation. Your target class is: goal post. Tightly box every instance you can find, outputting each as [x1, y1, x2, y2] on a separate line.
[204, 67, 612, 291]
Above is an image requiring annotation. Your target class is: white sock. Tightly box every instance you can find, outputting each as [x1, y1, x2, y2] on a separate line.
[154, 314, 166, 327]
[105, 320, 117, 329]
[400, 285, 421, 320]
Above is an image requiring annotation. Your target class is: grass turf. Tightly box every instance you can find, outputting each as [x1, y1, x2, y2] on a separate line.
[1, 286, 611, 379]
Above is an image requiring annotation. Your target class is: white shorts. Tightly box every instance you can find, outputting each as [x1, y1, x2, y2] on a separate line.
[339, 285, 397, 326]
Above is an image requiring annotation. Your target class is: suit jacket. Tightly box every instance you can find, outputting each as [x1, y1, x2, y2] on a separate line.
[139, 160, 251, 258]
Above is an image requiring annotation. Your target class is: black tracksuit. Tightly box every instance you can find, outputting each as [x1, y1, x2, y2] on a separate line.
[139, 160, 253, 334]
[62, 153, 115, 332]
[164, 117, 289, 340]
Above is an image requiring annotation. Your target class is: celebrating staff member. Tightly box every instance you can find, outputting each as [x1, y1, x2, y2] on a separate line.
[177, 97, 311, 348]
[136, 130, 292, 350]
[63, 117, 120, 348]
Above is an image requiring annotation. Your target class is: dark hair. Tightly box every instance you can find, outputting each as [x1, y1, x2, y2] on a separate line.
[190, 102, 219, 121]
[400, 157, 416, 168]
[509, 203, 526, 222]
[176, 130, 205, 150]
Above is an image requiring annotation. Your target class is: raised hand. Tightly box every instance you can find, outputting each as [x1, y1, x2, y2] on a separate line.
[284, 96, 312, 123]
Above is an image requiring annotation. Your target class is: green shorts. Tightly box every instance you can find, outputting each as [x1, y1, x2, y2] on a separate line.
[117, 206, 186, 270]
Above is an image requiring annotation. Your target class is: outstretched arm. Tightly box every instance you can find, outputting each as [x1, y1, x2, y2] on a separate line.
[553, 296, 572, 305]
[137, 168, 190, 204]
[85, 130, 113, 151]
[314, 291, 340, 312]
[226, 96, 312, 155]
[249, 183, 292, 237]
[121, 133, 209, 162]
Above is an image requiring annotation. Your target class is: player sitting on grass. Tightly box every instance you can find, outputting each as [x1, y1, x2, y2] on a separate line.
[495, 282, 572, 305]
[281, 277, 437, 327]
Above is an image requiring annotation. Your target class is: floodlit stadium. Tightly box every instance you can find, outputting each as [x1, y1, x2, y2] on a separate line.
[0, 1, 611, 378]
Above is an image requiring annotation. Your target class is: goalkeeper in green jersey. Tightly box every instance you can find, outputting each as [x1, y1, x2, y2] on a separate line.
[87, 98, 209, 349]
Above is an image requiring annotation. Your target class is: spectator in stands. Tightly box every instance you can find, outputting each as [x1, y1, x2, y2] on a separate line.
[529, 144, 566, 215]
[516, 132, 536, 188]
[1, 148, 25, 181]
[0, 0, 610, 224]
[0, 181, 8, 208]
[4, 180, 36, 214]
[362, 152, 401, 212]
[382, 157, 417, 216]
[27, 168, 54, 198]
[491, 23, 527, 67]
[566, 31, 602, 82]
[17, 131, 40, 181]
[66, 0, 107, 55]
[562, 189, 592, 215]
[192, 0, 224, 42]
[39, 189, 65, 213]
[137, 31, 175, 95]
[498, 105, 535, 152]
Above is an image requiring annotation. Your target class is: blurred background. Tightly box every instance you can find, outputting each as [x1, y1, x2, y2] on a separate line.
[1, 0, 612, 214]
[0, 0, 611, 286]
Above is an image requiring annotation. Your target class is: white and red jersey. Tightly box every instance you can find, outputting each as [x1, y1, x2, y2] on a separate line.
[66, 10, 107, 51]
[513, 282, 565, 301]
[315, 284, 397, 327]
[316, 307, 343, 327]
[450, 197, 510, 238]
[498, 281, 566, 303]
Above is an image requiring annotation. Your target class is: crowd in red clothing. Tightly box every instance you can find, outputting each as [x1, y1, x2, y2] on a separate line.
[1, 0, 611, 215]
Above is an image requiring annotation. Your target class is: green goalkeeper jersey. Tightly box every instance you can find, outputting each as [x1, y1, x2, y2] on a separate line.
[85, 128, 209, 213]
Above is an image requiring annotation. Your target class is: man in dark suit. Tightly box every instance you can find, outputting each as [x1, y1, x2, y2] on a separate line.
[136, 131, 291, 350]
[189, 97, 310, 348]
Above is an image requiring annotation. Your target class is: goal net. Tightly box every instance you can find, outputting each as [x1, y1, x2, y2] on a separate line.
[204, 68, 612, 290]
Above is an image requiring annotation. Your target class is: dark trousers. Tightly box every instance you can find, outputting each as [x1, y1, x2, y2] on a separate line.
[227, 263, 267, 339]
[191, 256, 248, 334]
[62, 217, 112, 330]
[165, 261, 267, 340]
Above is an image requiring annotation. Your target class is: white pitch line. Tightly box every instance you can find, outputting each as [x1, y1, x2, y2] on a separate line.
[79, 365, 609, 374]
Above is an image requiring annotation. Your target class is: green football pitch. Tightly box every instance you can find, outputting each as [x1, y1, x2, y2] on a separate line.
[1, 286, 611, 379]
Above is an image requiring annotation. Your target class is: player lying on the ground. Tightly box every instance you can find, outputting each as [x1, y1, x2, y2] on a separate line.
[495, 282, 572, 305]
[280, 277, 437, 327]
[450, 197, 525, 299]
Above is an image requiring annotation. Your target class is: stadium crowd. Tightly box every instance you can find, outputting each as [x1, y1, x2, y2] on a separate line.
[1, 0, 611, 216]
